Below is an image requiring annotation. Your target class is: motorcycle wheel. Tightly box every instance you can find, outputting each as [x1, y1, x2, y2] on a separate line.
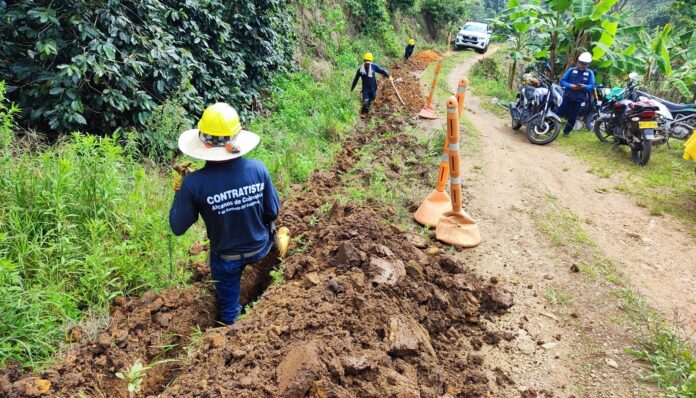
[593, 117, 615, 144]
[525, 116, 561, 145]
[511, 118, 522, 130]
[585, 110, 598, 131]
[631, 139, 651, 166]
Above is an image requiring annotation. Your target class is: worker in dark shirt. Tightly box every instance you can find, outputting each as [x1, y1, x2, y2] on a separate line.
[404, 39, 415, 60]
[557, 52, 595, 136]
[170, 102, 289, 325]
[351, 52, 391, 115]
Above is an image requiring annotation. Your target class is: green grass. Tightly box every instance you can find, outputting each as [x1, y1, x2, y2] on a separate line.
[0, 133, 201, 369]
[557, 133, 696, 232]
[616, 289, 696, 398]
[468, 48, 515, 117]
[544, 286, 574, 305]
[248, 71, 353, 194]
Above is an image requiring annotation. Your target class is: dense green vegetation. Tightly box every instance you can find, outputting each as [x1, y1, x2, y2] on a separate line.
[491, 0, 696, 101]
[0, 0, 294, 136]
[0, 82, 201, 367]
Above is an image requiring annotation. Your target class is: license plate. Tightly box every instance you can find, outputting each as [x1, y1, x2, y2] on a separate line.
[639, 121, 657, 129]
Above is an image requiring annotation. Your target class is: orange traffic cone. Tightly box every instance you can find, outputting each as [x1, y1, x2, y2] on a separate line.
[418, 62, 441, 119]
[456, 77, 468, 118]
[414, 135, 451, 226]
[435, 96, 481, 248]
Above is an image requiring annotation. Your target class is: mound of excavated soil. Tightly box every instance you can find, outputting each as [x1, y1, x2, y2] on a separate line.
[0, 54, 515, 398]
[164, 201, 513, 397]
[0, 286, 217, 398]
[412, 50, 443, 63]
[374, 52, 436, 114]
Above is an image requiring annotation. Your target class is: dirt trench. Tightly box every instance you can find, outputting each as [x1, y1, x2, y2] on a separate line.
[0, 54, 515, 398]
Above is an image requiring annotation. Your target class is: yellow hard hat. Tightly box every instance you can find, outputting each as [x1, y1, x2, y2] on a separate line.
[197, 103, 242, 137]
[408, 39, 415, 45]
[363, 52, 374, 62]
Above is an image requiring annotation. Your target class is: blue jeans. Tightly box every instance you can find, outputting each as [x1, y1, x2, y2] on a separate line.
[209, 240, 271, 325]
[557, 98, 582, 134]
[361, 91, 376, 113]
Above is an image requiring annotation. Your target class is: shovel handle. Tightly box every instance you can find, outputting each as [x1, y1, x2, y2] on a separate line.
[390, 80, 406, 107]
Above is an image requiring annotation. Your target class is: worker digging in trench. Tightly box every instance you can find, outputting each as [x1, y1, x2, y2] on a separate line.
[169, 102, 290, 325]
[351, 52, 392, 116]
[404, 39, 415, 60]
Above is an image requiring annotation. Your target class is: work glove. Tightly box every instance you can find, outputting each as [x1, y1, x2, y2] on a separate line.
[172, 162, 194, 191]
[275, 227, 290, 259]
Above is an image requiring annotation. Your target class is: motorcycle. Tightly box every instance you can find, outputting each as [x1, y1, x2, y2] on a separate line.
[508, 71, 563, 145]
[576, 85, 605, 131]
[593, 77, 660, 165]
[635, 91, 695, 140]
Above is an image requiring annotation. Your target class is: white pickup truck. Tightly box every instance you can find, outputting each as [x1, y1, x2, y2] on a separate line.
[454, 22, 491, 54]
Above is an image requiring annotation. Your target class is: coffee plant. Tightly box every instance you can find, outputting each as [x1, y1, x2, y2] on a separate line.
[0, 0, 295, 136]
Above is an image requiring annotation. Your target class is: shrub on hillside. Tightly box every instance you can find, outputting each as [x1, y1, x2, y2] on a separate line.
[0, 1, 294, 136]
[0, 82, 200, 367]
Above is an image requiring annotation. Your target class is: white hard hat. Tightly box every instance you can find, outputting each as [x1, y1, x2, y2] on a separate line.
[578, 52, 592, 63]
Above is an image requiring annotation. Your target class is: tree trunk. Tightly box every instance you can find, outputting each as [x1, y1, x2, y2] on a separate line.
[508, 60, 517, 89]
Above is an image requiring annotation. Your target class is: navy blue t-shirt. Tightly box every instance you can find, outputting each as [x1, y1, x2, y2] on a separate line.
[169, 158, 280, 255]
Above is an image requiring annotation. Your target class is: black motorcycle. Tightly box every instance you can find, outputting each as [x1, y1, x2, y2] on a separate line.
[635, 91, 695, 140]
[577, 84, 607, 132]
[508, 71, 564, 145]
[594, 80, 660, 165]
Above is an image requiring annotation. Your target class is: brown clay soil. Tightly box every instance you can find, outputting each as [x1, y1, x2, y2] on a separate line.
[373, 54, 433, 114]
[0, 53, 516, 398]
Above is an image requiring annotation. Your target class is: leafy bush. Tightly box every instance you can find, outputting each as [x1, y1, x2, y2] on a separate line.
[0, 0, 294, 136]
[0, 83, 200, 367]
[420, 0, 470, 38]
[344, 0, 401, 55]
[141, 96, 193, 163]
[0, 81, 19, 154]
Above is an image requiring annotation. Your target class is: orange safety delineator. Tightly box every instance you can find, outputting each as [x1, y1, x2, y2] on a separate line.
[413, 133, 451, 226]
[456, 77, 468, 118]
[418, 62, 441, 119]
[435, 96, 481, 248]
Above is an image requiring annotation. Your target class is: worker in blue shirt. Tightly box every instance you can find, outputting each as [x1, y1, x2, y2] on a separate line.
[404, 39, 415, 60]
[557, 52, 595, 136]
[170, 102, 289, 325]
[351, 52, 392, 115]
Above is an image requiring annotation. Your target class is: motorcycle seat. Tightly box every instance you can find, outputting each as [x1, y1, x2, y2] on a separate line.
[637, 91, 696, 112]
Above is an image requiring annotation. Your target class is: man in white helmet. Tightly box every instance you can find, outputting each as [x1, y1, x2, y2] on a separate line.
[557, 52, 595, 136]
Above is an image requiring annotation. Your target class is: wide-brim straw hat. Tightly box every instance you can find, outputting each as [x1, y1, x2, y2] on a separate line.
[177, 129, 260, 161]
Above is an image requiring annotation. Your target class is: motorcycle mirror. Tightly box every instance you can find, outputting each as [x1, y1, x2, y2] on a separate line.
[628, 72, 639, 80]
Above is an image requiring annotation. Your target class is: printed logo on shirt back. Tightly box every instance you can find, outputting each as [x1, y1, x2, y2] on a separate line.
[206, 183, 264, 215]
